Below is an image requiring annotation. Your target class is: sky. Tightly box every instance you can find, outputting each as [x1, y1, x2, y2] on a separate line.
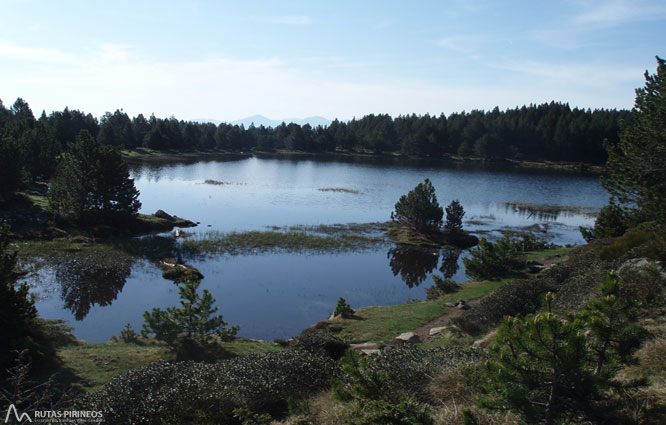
[1, 0, 665, 122]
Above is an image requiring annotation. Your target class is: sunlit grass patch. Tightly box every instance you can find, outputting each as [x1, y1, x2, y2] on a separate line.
[325, 278, 513, 344]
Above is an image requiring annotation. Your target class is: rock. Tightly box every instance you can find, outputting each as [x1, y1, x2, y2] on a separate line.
[429, 326, 449, 336]
[361, 349, 381, 356]
[350, 342, 380, 351]
[618, 257, 666, 278]
[154, 209, 174, 220]
[455, 300, 470, 310]
[157, 258, 204, 282]
[395, 332, 420, 343]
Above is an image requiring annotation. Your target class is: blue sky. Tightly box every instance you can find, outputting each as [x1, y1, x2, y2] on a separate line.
[1, 0, 664, 121]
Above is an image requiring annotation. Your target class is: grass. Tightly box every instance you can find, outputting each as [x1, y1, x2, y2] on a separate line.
[57, 337, 283, 393]
[524, 246, 575, 262]
[58, 340, 171, 392]
[183, 227, 387, 255]
[326, 277, 514, 344]
[317, 187, 361, 194]
[504, 201, 599, 219]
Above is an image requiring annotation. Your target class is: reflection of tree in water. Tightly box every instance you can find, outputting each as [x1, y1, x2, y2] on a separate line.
[439, 249, 461, 279]
[55, 255, 133, 320]
[387, 246, 439, 288]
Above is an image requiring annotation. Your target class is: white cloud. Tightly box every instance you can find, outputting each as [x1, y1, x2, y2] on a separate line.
[572, 0, 666, 27]
[0, 40, 638, 122]
[496, 60, 641, 87]
[0, 40, 72, 63]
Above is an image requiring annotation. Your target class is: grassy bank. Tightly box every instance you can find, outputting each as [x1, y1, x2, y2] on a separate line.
[57, 338, 283, 393]
[318, 277, 513, 344]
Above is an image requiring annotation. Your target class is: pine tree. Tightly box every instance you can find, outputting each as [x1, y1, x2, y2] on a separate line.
[391, 178, 444, 231]
[48, 130, 140, 223]
[142, 275, 238, 360]
[445, 199, 465, 231]
[602, 56, 666, 223]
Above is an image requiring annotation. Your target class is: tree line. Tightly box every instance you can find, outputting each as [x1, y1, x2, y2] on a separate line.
[0, 100, 629, 192]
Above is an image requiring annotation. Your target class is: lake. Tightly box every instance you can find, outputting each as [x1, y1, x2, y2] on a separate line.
[29, 156, 608, 342]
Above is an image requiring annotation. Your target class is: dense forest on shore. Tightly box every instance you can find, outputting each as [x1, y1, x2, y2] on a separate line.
[0, 99, 629, 196]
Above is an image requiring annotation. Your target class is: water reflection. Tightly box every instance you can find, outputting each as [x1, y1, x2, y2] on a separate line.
[387, 246, 439, 288]
[55, 256, 134, 320]
[439, 249, 461, 279]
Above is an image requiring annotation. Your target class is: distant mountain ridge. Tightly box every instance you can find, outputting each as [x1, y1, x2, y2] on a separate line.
[192, 115, 331, 128]
[232, 115, 332, 128]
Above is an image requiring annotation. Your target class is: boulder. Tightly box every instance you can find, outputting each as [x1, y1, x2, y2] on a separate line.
[429, 326, 449, 336]
[350, 342, 380, 351]
[395, 332, 420, 343]
[361, 349, 381, 356]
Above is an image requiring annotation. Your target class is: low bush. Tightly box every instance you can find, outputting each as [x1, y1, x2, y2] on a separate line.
[291, 329, 348, 360]
[453, 278, 556, 336]
[334, 345, 484, 403]
[333, 297, 354, 317]
[463, 234, 525, 280]
[599, 230, 653, 261]
[635, 337, 666, 379]
[425, 275, 460, 300]
[580, 202, 628, 242]
[82, 350, 338, 424]
[351, 399, 434, 425]
[619, 261, 666, 306]
[119, 323, 139, 343]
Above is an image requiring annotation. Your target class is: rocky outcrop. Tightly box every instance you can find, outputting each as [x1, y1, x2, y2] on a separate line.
[157, 258, 204, 282]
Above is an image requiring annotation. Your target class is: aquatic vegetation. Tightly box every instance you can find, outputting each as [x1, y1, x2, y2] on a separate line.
[318, 187, 361, 194]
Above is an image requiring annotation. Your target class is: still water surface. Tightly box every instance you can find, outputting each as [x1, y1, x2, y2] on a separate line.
[31, 156, 608, 342]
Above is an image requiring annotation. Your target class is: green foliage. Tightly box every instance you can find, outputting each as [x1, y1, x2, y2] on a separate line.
[425, 275, 460, 300]
[0, 136, 24, 199]
[391, 178, 444, 231]
[445, 199, 465, 231]
[352, 399, 434, 425]
[119, 323, 139, 343]
[333, 346, 483, 404]
[483, 275, 648, 425]
[602, 57, 666, 224]
[599, 230, 653, 261]
[453, 278, 555, 336]
[462, 408, 478, 425]
[82, 350, 338, 424]
[581, 202, 629, 242]
[463, 234, 525, 280]
[142, 275, 239, 360]
[583, 273, 649, 376]
[333, 297, 355, 317]
[233, 408, 272, 425]
[291, 329, 349, 360]
[483, 297, 596, 425]
[513, 232, 557, 251]
[1, 350, 71, 417]
[333, 350, 388, 402]
[48, 130, 140, 223]
[0, 224, 44, 374]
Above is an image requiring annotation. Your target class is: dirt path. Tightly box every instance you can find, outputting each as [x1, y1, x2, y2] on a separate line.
[410, 297, 484, 343]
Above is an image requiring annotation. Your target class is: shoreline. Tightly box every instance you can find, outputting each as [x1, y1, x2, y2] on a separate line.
[122, 147, 606, 174]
